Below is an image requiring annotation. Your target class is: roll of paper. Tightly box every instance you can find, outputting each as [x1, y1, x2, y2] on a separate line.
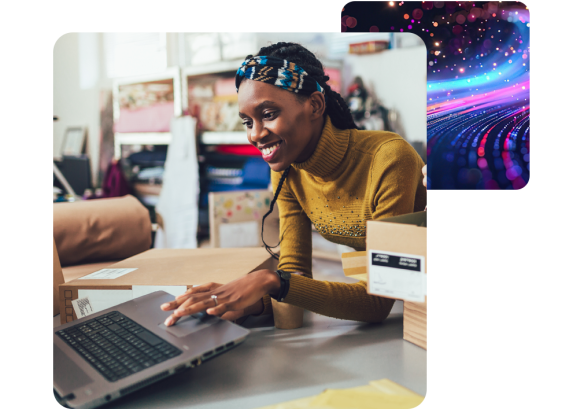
[54, 195, 151, 266]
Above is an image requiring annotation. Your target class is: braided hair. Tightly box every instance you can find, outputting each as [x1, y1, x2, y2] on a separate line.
[257, 42, 357, 260]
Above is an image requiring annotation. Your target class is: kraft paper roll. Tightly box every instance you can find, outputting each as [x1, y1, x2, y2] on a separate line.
[271, 299, 304, 329]
[54, 195, 151, 266]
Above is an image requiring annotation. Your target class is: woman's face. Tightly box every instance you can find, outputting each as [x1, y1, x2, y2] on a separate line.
[238, 80, 324, 172]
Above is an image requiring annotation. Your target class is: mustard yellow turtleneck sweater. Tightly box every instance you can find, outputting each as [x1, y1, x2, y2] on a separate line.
[260, 117, 426, 323]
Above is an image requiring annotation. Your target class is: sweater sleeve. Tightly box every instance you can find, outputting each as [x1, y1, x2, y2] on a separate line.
[285, 275, 394, 323]
[263, 169, 393, 323]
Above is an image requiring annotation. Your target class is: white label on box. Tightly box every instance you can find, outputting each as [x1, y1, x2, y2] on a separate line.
[219, 221, 259, 248]
[78, 290, 133, 313]
[368, 250, 426, 302]
[132, 286, 187, 299]
[78, 268, 137, 280]
[72, 297, 94, 318]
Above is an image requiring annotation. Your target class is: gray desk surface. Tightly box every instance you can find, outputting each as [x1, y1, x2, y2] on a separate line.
[53, 258, 426, 409]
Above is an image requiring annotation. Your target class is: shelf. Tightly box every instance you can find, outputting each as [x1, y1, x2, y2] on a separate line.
[112, 67, 182, 122]
[201, 131, 248, 145]
[114, 132, 172, 159]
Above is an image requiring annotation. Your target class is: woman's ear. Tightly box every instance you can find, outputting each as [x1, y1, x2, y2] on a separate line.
[308, 92, 326, 119]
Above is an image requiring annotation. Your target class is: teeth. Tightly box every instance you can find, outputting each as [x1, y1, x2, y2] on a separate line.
[261, 142, 281, 156]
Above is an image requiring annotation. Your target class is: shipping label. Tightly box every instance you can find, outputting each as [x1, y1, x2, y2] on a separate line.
[368, 250, 426, 302]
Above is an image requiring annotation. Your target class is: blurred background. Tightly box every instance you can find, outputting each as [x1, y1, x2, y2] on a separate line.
[53, 32, 426, 247]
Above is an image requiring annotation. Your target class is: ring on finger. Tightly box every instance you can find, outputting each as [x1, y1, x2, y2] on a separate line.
[211, 295, 218, 306]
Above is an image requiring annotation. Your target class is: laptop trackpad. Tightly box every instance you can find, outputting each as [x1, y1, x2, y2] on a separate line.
[159, 314, 217, 338]
[54, 344, 93, 392]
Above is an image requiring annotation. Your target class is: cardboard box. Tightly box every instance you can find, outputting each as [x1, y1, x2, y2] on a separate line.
[209, 190, 279, 248]
[366, 212, 427, 349]
[59, 247, 276, 324]
[53, 239, 65, 316]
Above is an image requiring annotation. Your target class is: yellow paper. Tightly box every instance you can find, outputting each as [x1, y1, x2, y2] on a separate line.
[255, 379, 424, 409]
[309, 389, 423, 409]
[369, 379, 422, 397]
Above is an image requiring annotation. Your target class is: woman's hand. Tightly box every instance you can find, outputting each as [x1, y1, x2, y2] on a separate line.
[422, 165, 427, 188]
[160, 269, 281, 326]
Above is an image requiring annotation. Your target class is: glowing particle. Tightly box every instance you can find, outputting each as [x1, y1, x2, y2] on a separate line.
[404, 14, 409, 19]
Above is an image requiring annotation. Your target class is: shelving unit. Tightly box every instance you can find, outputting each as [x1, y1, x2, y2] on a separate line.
[200, 131, 247, 145]
[112, 67, 182, 159]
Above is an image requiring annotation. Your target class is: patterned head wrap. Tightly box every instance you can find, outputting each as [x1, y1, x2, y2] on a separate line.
[235, 56, 325, 96]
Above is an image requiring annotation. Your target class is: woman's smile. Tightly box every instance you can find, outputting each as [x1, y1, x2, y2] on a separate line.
[259, 141, 283, 161]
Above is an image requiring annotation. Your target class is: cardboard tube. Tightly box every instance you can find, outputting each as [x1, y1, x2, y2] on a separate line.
[271, 299, 304, 329]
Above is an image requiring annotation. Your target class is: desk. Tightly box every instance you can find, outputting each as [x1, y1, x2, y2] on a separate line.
[53, 259, 426, 408]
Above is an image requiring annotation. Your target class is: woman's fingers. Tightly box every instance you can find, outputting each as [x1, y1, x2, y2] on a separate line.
[164, 297, 215, 326]
[164, 314, 179, 327]
[174, 297, 217, 318]
[175, 283, 217, 302]
[206, 301, 237, 317]
[161, 296, 199, 312]
[160, 282, 219, 311]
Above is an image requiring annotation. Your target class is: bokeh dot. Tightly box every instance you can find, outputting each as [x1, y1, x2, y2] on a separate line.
[370, 26, 379, 32]
[346, 17, 357, 28]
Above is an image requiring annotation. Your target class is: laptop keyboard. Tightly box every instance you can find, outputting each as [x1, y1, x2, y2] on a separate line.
[56, 311, 182, 382]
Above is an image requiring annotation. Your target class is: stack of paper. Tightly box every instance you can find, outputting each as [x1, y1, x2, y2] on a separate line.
[257, 379, 424, 409]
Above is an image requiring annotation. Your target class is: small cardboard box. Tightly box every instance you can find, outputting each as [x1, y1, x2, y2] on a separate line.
[366, 212, 427, 349]
[59, 247, 276, 324]
[342, 212, 428, 350]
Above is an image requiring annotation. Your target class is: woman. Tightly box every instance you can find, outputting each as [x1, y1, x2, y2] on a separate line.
[162, 42, 426, 325]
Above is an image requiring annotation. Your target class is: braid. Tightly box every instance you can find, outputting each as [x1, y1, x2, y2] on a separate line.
[254, 43, 356, 259]
[255, 42, 357, 130]
[261, 166, 291, 260]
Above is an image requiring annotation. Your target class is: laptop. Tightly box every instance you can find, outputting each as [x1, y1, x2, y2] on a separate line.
[53, 246, 250, 409]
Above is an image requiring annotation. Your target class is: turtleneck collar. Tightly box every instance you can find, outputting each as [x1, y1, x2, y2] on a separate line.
[291, 116, 350, 178]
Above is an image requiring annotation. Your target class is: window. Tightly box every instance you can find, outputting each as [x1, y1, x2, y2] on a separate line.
[104, 33, 167, 78]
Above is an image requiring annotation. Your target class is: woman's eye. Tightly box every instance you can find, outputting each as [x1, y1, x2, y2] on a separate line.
[242, 120, 252, 128]
[263, 111, 277, 120]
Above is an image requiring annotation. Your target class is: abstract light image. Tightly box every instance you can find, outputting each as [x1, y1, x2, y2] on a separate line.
[342, 1, 530, 189]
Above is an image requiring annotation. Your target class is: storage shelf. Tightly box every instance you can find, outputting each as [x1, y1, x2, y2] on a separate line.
[201, 131, 248, 145]
[114, 132, 172, 159]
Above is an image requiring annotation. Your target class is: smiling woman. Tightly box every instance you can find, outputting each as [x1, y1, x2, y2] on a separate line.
[161, 42, 427, 325]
